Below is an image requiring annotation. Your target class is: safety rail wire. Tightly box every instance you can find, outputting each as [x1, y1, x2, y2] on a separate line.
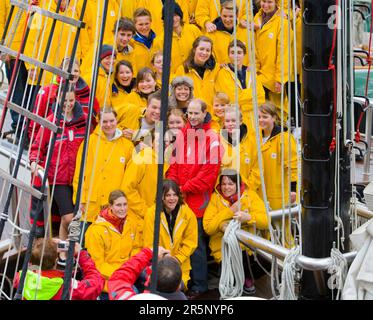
[12, 0, 86, 300]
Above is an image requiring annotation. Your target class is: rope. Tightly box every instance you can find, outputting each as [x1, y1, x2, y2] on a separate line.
[355, 0, 373, 143]
[67, 210, 81, 242]
[149, 0, 175, 293]
[219, 220, 245, 299]
[327, 247, 348, 300]
[279, 245, 300, 300]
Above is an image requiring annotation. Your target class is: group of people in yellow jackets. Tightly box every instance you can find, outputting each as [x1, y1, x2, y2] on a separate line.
[1, 0, 301, 299]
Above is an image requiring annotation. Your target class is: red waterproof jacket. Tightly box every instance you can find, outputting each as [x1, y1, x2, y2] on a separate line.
[29, 102, 86, 186]
[166, 113, 223, 217]
[28, 76, 99, 140]
[108, 247, 153, 300]
[14, 250, 105, 300]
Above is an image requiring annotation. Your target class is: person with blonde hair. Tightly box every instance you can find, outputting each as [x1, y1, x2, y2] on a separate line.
[211, 92, 230, 133]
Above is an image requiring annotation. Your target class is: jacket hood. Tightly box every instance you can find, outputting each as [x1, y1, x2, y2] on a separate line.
[221, 123, 248, 146]
[99, 207, 126, 233]
[51, 101, 85, 123]
[133, 30, 156, 49]
[22, 270, 63, 300]
[93, 127, 123, 141]
[216, 177, 246, 205]
[264, 124, 288, 140]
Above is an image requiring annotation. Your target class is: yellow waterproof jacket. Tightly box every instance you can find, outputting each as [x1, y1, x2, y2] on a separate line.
[261, 127, 297, 210]
[203, 187, 268, 263]
[207, 26, 249, 65]
[125, 91, 147, 112]
[85, 213, 142, 290]
[131, 40, 157, 74]
[154, 24, 202, 74]
[195, 0, 246, 31]
[80, 0, 119, 46]
[1, 1, 31, 53]
[121, 147, 159, 224]
[0, 0, 9, 41]
[220, 128, 262, 193]
[82, 66, 113, 109]
[174, 63, 219, 112]
[73, 128, 134, 222]
[254, 9, 293, 92]
[24, 1, 89, 85]
[215, 65, 265, 130]
[113, 102, 142, 131]
[143, 204, 198, 286]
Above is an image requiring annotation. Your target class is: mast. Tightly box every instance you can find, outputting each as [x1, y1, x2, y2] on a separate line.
[300, 0, 351, 299]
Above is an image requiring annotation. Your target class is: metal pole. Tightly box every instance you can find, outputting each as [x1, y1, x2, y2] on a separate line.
[300, 0, 351, 299]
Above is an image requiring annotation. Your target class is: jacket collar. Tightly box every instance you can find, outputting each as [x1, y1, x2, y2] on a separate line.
[184, 112, 212, 132]
[133, 31, 156, 49]
[213, 17, 235, 34]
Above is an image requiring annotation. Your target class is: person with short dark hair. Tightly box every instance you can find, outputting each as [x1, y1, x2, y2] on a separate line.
[114, 18, 137, 73]
[108, 246, 187, 300]
[122, 89, 161, 146]
[13, 238, 104, 300]
[203, 170, 268, 295]
[143, 180, 198, 288]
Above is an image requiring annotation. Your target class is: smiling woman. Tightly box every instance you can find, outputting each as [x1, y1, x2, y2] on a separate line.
[143, 180, 198, 290]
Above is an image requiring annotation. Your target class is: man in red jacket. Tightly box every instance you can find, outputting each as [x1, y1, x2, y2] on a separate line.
[166, 98, 223, 298]
[108, 247, 187, 300]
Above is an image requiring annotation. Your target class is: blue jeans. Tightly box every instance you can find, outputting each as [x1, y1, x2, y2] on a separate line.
[188, 217, 208, 293]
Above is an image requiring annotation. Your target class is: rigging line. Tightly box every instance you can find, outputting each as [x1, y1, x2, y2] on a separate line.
[58, 0, 94, 301]
[149, 0, 175, 293]
[244, 0, 275, 243]
[69, 1, 125, 296]
[286, 0, 293, 249]
[279, 0, 286, 247]
[342, 0, 348, 144]
[232, 0, 241, 215]
[69, 0, 125, 297]
[73, 0, 122, 236]
[0, 0, 39, 135]
[0, 0, 63, 240]
[355, 0, 373, 143]
[292, 0, 302, 253]
[13, 0, 86, 300]
[328, 0, 339, 153]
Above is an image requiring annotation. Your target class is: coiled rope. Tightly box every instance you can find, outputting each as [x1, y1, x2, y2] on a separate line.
[219, 219, 245, 299]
